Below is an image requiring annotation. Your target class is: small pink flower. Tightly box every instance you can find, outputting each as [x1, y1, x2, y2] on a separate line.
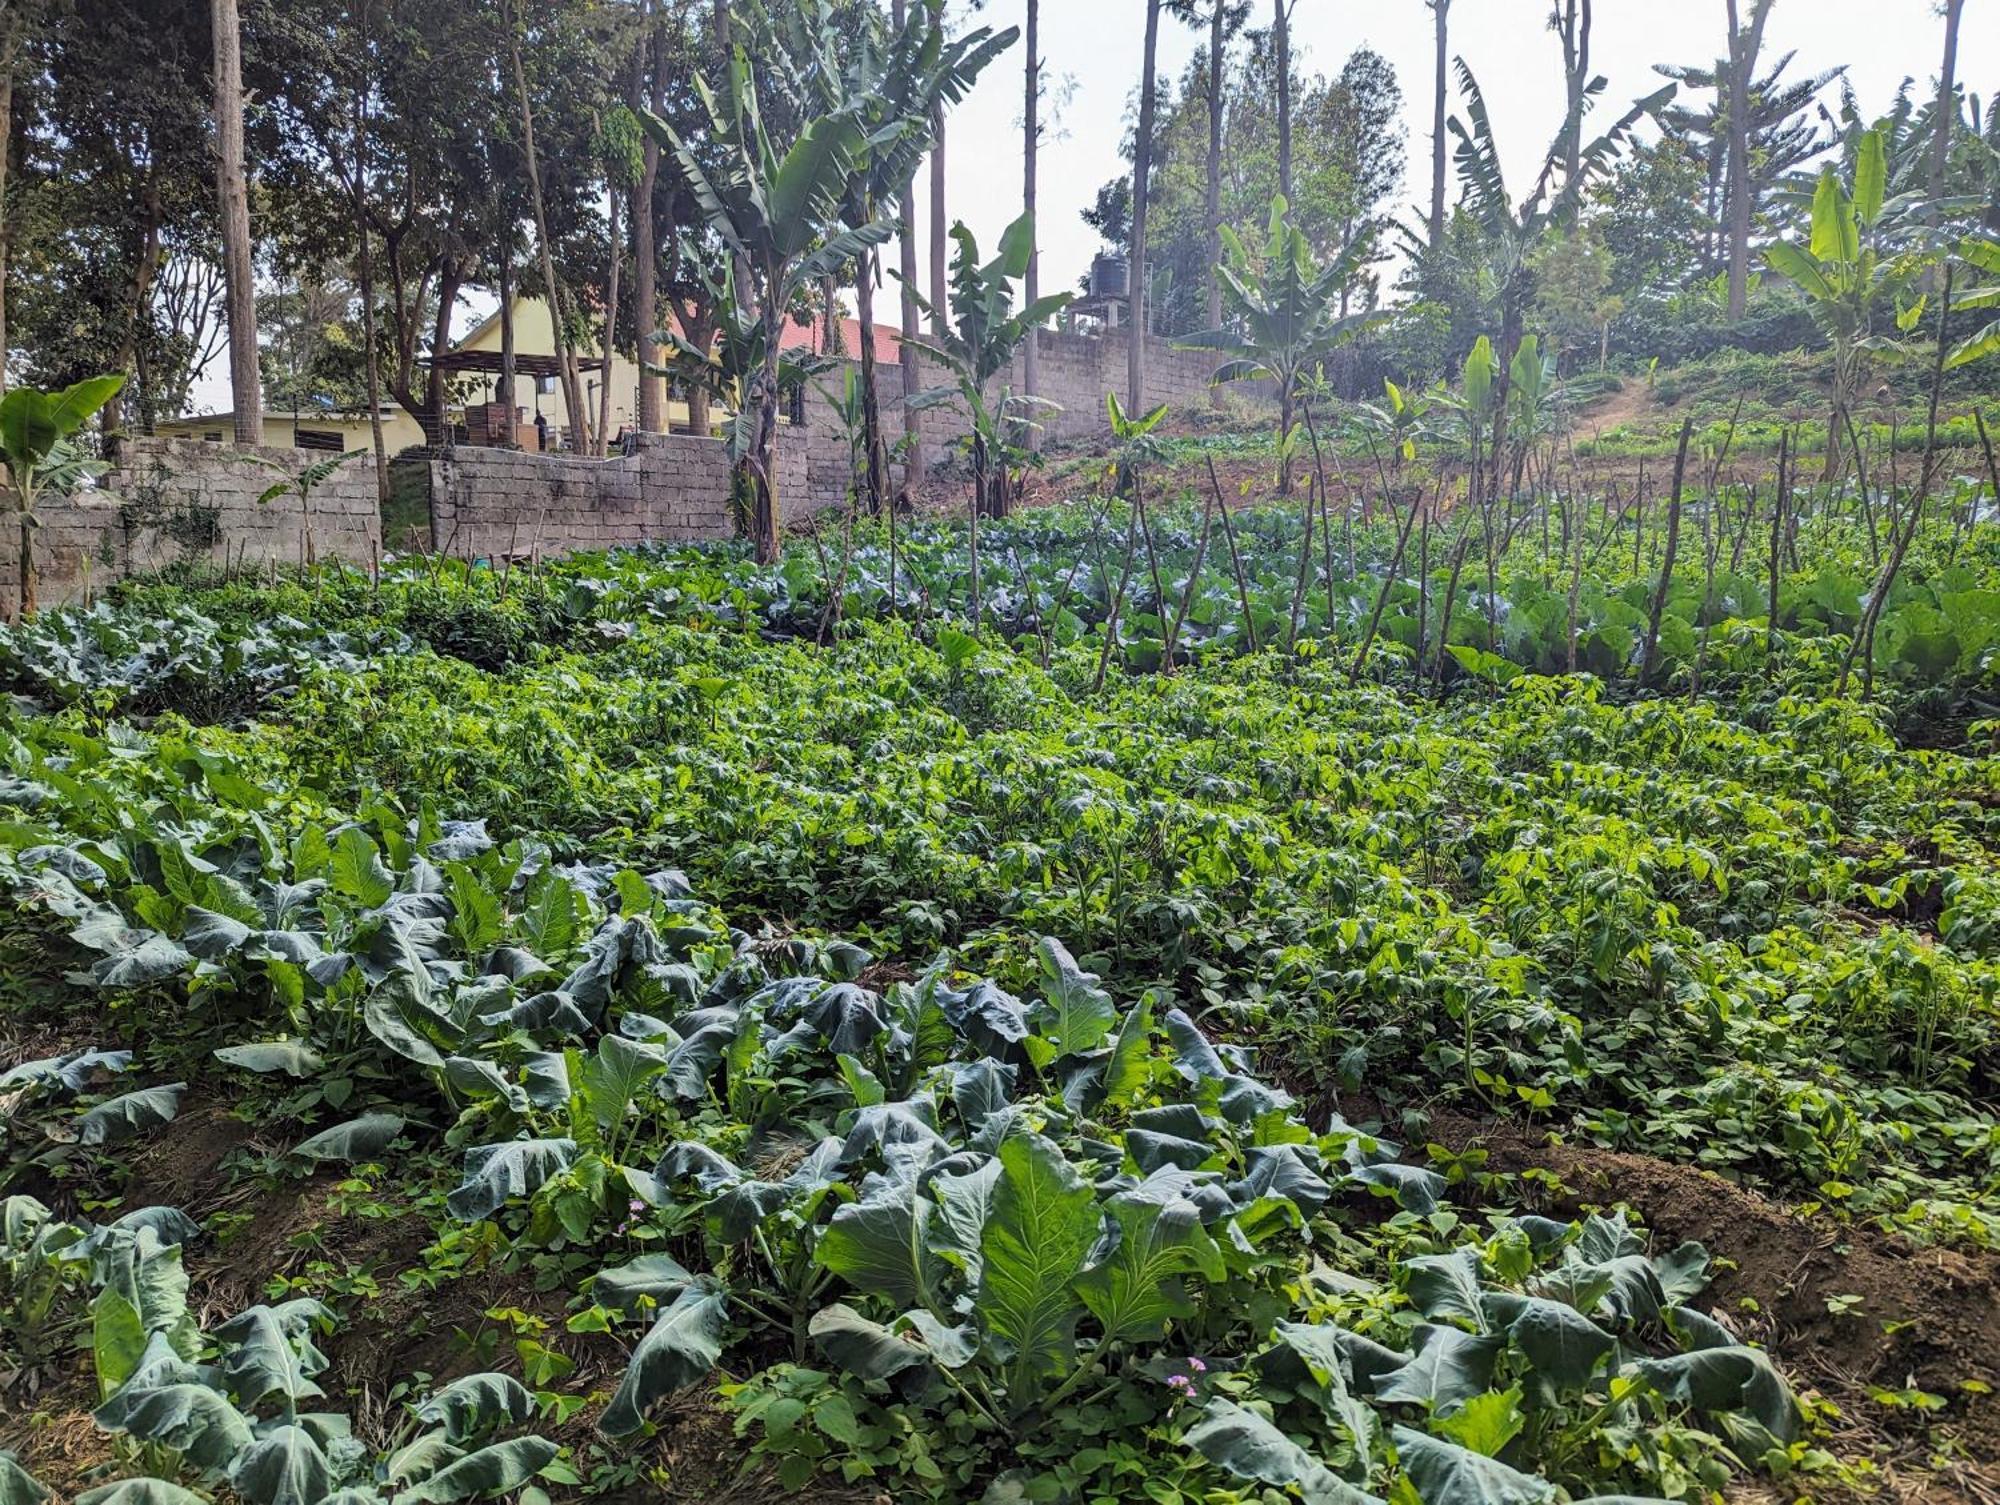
[1188, 1356, 1207, 1374]
[628, 1199, 646, 1213]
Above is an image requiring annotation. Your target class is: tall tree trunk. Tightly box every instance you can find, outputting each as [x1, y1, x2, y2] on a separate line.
[1556, 0, 1591, 193]
[1129, 0, 1162, 410]
[1930, 0, 1965, 208]
[855, 248, 889, 515]
[1427, 0, 1450, 248]
[892, 0, 920, 484]
[105, 179, 164, 443]
[350, 79, 388, 501]
[929, 104, 948, 335]
[1204, 0, 1225, 329]
[213, 0, 262, 446]
[428, 259, 463, 449]
[892, 0, 925, 488]
[0, 29, 13, 397]
[634, 0, 663, 433]
[509, 4, 588, 452]
[596, 186, 622, 456]
[1724, 0, 1773, 320]
[1273, 0, 1293, 202]
[498, 253, 516, 438]
[1022, 0, 1040, 410]
[356, 218, 387, 495]
[822, 275, 841, 354]
[752, 302, 782, 562]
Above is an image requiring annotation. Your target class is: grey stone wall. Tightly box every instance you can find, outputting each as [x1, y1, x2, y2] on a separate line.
[0, 332, 1241, 614]
[427, 432, 741, 561]
[803, 328, 1224, 483]
[0, 439, 380, 620]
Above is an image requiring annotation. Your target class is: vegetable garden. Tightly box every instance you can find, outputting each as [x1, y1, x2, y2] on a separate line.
[2, 462, 1997, 1503]
[9, 0, 2000, 1500]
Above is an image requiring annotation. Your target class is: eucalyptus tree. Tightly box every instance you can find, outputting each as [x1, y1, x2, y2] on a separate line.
[642, 45, 891, 561]
[1271, 0, 1296, 200]
[1164, 0, 1249, 329]
[211, 0, 260, 444]
[1023, 0, 1040, 408]
[1723, 0, 1777, 318]
[0, 1, 45, 396]
[1550, 0, 1592, 195]
[1932, 0, 1967, 208]
[892, 0, 925, 485]
[1425, 0, 1451, 249]
[1183, 195, 1379, 496]
[1131, 0, 1164, 409]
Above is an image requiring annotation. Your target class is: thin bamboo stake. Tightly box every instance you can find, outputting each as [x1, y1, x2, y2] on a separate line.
[1639, 416, 1694, 686]
[1207, 456, 1259, 654]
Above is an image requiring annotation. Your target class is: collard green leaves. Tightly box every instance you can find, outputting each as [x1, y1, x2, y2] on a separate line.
[975, 1132, 1099, 1398]
[599, 1280, 729, 1437]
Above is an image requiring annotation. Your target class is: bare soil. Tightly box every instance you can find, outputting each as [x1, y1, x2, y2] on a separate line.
[1436, 1118, 2000, 1503]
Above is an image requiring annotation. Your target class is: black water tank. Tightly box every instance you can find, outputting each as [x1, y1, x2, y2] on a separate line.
[1090, 254, 1130, 300]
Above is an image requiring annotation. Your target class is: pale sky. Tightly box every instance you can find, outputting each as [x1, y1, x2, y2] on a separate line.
[203, 0, 1996, 418]
[918, 0, 2000, 294]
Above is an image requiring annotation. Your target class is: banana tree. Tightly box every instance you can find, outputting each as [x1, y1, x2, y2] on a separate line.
[1443, 61, 1671, 497]
[0, 375, 124, 619]
[752, 0, 1015, 517]
[1942, 234, 2000, 369]
[641, 49, 893, 562]
[646, 264, 833, 537]
[1180, 196, 1380, 497]
[1763, 129, 1935, 480]
[901, 211, 1073, 628]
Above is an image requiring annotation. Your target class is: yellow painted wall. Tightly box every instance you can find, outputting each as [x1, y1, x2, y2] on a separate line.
[458, 296, 698, 437]
[156, 295, 702, 452]
[151, 410, 428, 453]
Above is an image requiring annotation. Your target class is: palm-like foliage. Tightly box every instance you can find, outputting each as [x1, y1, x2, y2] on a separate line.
[1438, 61, 1669, 496]
[1944, 234, 2000, 369]
[645, 264, 833, 534]
[1794, 80, 2000, 237]
[0, 375, 124, 618]
[748, 0, 1016, 514]
[1448, 62, 1673, 306]
[900, 211, 1073, 623]
[1181, 196, 1380, 494]
[1763, 129, 1934, 477]
[639, 46, 893, 562]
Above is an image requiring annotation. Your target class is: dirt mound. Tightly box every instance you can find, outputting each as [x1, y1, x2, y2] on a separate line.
[1450, 1122, 2000, 1499]
[120, 1102, 254, 1212]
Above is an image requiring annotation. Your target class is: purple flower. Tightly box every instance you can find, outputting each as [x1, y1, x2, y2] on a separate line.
[1188, 1356, 1207, 1374]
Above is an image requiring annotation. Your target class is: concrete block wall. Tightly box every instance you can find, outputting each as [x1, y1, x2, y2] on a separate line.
[791, 329, 1227, 507]
[428, 433, 742, 561]
[0, 439, 380, 620]
[0, 331, 1244, 614]
[818, 330, 1220, 481]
